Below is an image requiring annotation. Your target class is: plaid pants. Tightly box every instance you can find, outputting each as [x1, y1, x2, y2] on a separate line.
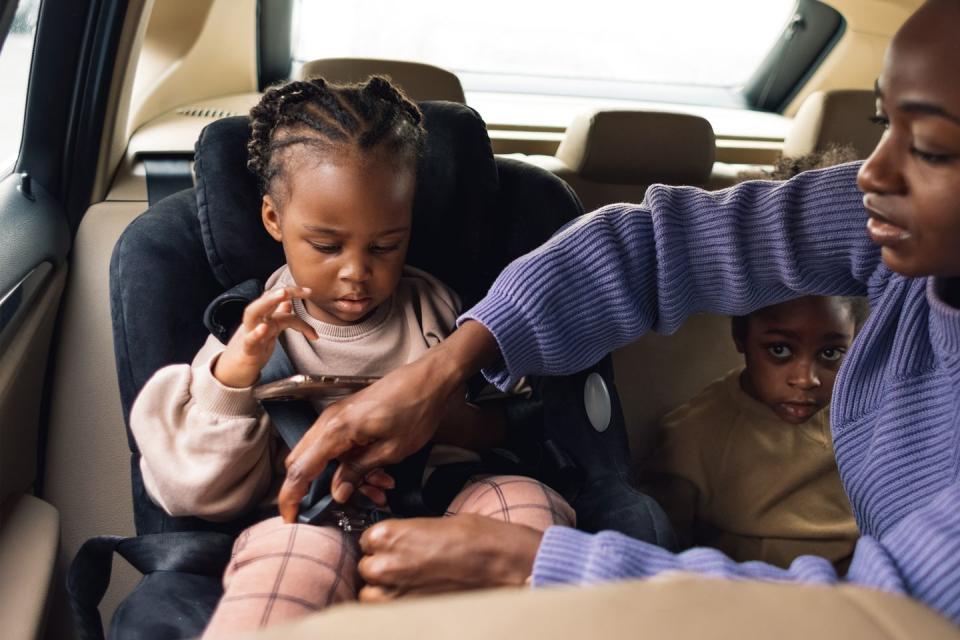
[202, 476, 575, 638]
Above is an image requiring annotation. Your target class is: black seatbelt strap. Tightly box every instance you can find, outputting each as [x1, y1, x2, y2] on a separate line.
[143, 155, 194, 205]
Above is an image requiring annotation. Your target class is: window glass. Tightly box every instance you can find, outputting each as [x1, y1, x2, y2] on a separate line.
[0, 0, 42, 172]
[293, 1, 795, 101]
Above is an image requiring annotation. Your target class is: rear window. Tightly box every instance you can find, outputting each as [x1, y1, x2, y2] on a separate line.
[292, 0, 796, 103]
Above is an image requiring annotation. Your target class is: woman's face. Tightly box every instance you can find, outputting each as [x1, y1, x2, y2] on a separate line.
[856, 0, 960, 279]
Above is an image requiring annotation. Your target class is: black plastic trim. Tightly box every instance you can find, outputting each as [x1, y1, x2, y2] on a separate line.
[743, 0, 846, 113]
[257, 0, 293, 89]
[0, 0, 19, 55]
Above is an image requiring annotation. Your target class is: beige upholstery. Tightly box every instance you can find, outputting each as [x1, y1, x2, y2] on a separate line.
[522, 109, 716, 212]
[242, 575, 959, 640]
[613, 315, 742, 466]
[0, 494, 59, 640]
[783, 89, 881, 159]
[297, 58, 466, 104]
[41, 202, 145, 638]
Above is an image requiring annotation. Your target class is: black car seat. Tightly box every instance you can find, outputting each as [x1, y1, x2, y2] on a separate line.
[72, 101, 674, 639]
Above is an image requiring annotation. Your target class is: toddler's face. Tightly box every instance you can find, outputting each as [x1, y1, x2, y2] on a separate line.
[736, 297, 855, 425]
[262, 152, 415, 326]
[856, 0, 960, 278]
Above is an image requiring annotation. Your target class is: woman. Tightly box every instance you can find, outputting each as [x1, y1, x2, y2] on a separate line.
[278, 0, 960, 625]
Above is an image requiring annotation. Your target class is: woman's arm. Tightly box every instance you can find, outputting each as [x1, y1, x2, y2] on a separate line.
[462, 162, 879, 389]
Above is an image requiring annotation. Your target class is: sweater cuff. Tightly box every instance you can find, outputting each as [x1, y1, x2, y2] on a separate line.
[191, 352, 259, 416]
[458, 289, 542, 391]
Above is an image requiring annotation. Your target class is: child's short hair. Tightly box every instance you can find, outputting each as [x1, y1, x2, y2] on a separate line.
[736, 144, 859, 182]
[731, 296, 868, 345]
[247, 75, 426, 199]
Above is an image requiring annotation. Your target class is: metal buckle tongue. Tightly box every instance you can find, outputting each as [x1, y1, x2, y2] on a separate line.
[298, 491, 391, 533]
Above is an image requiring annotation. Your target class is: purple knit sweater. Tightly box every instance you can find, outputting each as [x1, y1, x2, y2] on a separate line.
[461, 162, 960, 624]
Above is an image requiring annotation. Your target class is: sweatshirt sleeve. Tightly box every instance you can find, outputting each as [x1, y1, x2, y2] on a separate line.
[129, 334, 276, 521]
[533, 481, 960, 626]
[460, 162, 880, 389]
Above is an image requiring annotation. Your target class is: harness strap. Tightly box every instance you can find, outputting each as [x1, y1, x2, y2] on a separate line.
[67, 532, 234, 640]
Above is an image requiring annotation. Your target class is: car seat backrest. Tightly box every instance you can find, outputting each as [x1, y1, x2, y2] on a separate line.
[110, 101, 583, 536]
[521, 109, 716, 212]
[782, 89, 881, 159]
[297, 58, 466, 104]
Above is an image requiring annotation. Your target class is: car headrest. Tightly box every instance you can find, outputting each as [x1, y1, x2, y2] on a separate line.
[193, 101, 499, 302]
[298, 58, 466, 104]
[555, 109, 715, 185]
[782, 89, 881, 159]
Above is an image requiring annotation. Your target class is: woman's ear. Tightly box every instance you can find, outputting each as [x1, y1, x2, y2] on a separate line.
[262, 195, 283, 242]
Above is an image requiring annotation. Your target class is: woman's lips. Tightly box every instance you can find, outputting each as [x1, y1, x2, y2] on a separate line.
[863, 196, 911, 246]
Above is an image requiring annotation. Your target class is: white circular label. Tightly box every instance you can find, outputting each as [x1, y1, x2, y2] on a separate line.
[584, 372, 611, 432]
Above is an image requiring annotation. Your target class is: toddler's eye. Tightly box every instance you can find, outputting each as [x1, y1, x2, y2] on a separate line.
[310, 242, 340, 254]
[820, 347, 846, 362]
[767, 344, 792, 360]
[371, 244, 400, 254]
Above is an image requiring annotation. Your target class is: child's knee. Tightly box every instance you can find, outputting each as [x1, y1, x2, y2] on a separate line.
[451, 475, 576, 530]
[224, 517, 359, 595]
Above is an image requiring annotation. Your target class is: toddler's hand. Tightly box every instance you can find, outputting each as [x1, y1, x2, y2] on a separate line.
[213, 286, 319, 388]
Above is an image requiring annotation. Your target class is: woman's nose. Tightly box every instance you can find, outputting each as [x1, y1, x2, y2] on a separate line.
[857, 129, 906, 196]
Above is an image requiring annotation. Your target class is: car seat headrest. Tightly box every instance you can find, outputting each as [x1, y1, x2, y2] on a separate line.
[782, 89, 881, 160]
[556, 109, 715, 185]
[193, 102, 499, 300]
[298, 58, 466, 104]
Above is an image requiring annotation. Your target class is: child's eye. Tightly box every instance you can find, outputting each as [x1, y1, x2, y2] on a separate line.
[868, 114, 890, 130]
[309, 242, 340, 254]
[767, 344, 792, 360]
[909, 147, 957, 165]
[819, 347, 847, 362]
[370, 244, 400, 254]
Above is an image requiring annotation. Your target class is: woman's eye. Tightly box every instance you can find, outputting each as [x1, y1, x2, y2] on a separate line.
[820, 347, 847, 362]
[868, 114, 890, 130]
[310, 243, 340, 254]
[910, 147, 957, 165]
[767, 344, 792, 359]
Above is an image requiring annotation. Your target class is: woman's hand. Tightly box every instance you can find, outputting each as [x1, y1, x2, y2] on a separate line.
[213, 286, 318, 388]
[356, 515, 543, 601]
[277, 321, 501, 522]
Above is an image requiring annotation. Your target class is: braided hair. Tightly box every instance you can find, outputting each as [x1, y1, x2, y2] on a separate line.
[247, 75, 426, 200]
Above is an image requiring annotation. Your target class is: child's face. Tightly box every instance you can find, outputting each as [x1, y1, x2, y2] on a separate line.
[736, 297, 855, 425]
[857, 0, 960, 278]
[262, 152, 415, 326]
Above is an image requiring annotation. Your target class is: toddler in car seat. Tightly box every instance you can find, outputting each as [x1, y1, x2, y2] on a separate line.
[128, 76, 574, 636]
[643, 148, 865, 571]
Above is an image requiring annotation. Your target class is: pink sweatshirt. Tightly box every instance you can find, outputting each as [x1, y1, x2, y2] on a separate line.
[130, 265, 461, 521]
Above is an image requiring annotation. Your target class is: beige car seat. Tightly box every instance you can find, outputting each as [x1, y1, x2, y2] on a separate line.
[783, 89, 881, 159]
[297, 57, 466, 104]
[521, 109, 716, 213]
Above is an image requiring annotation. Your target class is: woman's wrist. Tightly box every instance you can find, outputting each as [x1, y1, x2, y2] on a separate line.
[435, 320, 500, 387]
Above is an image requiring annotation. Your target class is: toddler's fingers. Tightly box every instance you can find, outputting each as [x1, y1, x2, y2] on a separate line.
[242, 321, 272, 353]
[272, 313, 319, 341]
[242, 286, 312, 331]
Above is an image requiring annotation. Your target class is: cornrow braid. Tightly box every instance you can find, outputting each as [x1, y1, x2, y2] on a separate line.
[247, 75, 426, 199]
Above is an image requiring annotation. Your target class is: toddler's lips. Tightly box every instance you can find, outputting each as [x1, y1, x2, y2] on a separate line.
[334, 296, 372, 314]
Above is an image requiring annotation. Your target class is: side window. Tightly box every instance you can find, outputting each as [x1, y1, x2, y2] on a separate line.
[0, 0, 42, 173]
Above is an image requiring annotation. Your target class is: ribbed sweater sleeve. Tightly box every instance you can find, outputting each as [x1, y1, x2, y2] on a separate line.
[461, 162, 877, 389]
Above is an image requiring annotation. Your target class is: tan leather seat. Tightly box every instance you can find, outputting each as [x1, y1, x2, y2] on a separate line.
[783, 89, 881, 159]
[297, 58, 466, 103]
[521, 109, 715, 212]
